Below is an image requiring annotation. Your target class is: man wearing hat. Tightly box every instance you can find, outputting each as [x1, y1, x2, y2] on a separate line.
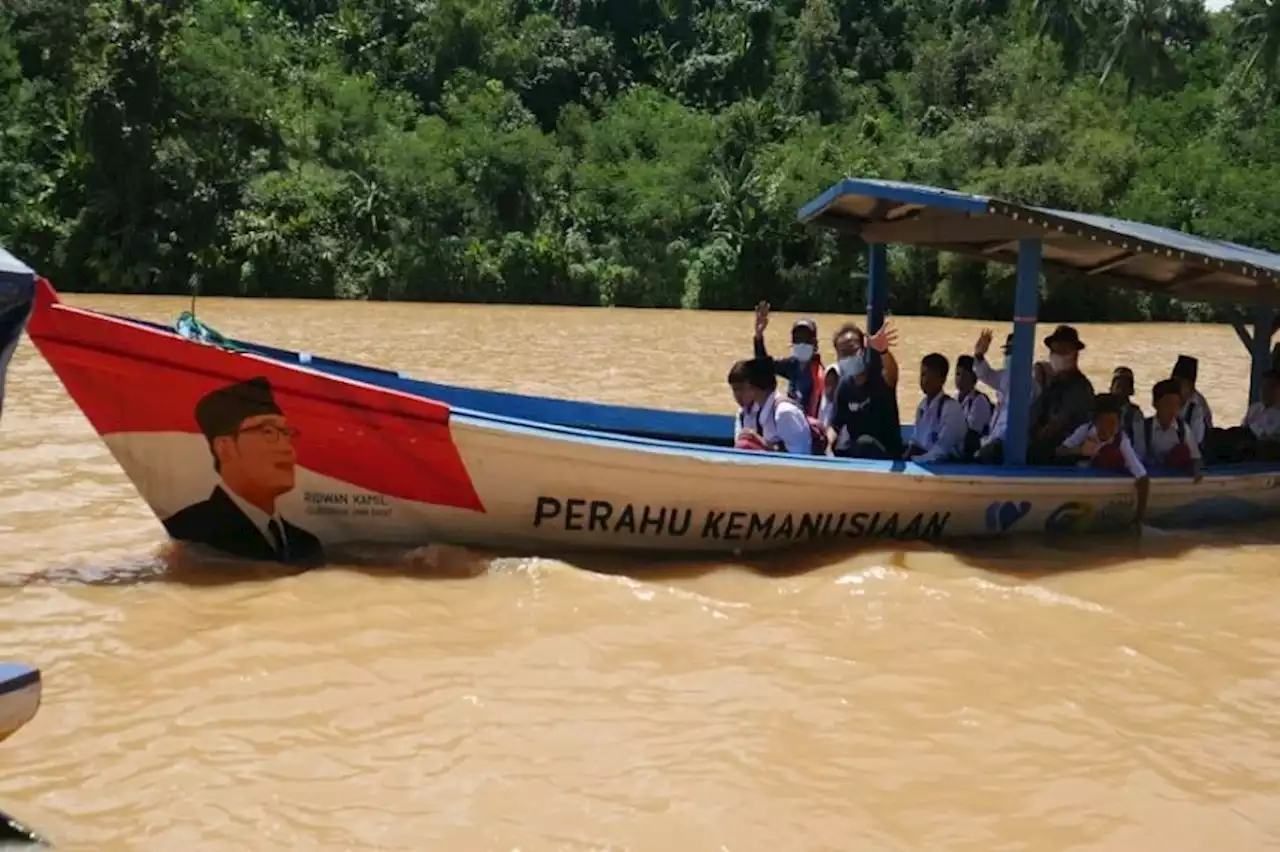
[753, 300, 825, 419]
[1172, 355, 1213, 449]
[1029, 325, 1095, 463]
[163, 377, 324, 564]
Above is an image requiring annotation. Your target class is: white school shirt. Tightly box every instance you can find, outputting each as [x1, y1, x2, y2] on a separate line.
[911, 393, 968, 462]
[958, 390, 993, 436]
[737, 393, 812, 455]
[1061, 424, 1147, 478]
[1243, 402, 1280, 440]
[974, 356, 1038, 445]
[1134, 416, 1200, 464]
[1180, 390, 1213, 446]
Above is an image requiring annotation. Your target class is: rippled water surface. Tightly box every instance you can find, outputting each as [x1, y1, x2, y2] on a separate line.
[1, 296, 1278, 851]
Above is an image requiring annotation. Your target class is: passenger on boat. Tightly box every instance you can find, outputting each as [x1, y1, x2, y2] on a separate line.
[1056, 393, 1150, 524]
[827, 350, 903, 460]
[1135, 379, 1202, 481]
[1110, 366, 1143, 440]
[1242, 370, 1280, 459]
[969, 329, 1042, 462]
[752, 301, 823, 418]
[729, 357, 822, 455]
[1172, 355, 1213, 448]
[1028, 325, 1096, 464]
[954, 355, 993, 457]
[831, 321, 901, 388]
[904, 353, 967, 463]
[819, 364, 850, 454]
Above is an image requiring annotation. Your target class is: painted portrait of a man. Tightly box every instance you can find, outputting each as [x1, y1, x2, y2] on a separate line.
[163, 376, 324, 564]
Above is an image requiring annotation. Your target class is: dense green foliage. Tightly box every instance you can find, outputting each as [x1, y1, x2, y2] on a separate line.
[2, 0, 1279, 320]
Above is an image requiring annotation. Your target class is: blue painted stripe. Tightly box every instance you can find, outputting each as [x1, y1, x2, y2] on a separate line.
[0, 663, 39, 697]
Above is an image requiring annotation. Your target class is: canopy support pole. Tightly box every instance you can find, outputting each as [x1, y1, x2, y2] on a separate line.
[1249, 307, 1275, 404]
[867, 243, 887, 334]
[1003, 239, 1042, 467]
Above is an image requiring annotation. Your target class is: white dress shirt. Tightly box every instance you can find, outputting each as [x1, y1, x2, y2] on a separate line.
[1134, 416, 1200, 464]
[1061, 424, 1147, 478]
[959, 390, 993, 436]
[911, 393, 967, 462]
[1180, 390, 1213, 446]
[737, 393, 813, 455]
[1243, 402, 1280, 440]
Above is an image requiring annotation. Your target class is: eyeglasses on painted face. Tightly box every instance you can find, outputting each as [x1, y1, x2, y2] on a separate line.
[237, 423, 300, 443]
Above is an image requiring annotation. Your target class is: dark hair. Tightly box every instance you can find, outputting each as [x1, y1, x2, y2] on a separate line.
[727, 357, 777, 392]
[1152, 378, 1182, 406]
[833, 322, 863, 345]
[956, 355, 975, 373]
[1093, 393, 1122, 416]
[921, 352, 949, 379]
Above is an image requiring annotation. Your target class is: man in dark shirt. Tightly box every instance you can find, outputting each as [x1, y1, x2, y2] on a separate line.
[828, 350, 903, 459]
[1028, 325, 1096, 463]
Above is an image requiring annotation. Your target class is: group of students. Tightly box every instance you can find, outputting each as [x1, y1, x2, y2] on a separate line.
[727, 304, 1280, 521]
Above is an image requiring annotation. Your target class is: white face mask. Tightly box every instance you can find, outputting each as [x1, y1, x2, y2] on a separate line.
[1049, 354, 1073, 373]
[791, 343, 814, 363]
[838, 356, 860, 376]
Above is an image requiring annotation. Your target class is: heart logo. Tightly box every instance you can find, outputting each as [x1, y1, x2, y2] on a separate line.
[985, 501, 1032, 533]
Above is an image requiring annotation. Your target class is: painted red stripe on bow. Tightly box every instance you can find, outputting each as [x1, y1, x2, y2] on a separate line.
[26, 281, 485, 513]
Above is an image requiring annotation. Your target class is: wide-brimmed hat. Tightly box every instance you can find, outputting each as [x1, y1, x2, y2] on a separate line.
[1043, 324, 1085, 351]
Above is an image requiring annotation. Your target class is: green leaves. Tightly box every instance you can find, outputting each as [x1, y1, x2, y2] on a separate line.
[0, 0, 1276, 321]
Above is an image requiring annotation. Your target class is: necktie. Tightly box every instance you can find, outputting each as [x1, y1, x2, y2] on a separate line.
[267, 519, 289, 561]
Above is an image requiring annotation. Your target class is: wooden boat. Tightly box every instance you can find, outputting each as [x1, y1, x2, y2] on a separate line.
[0, 248, 36, 427]
[0, 663, 40, 745]
[0, 664, 48, 847]
[10, 178, 1280, 560]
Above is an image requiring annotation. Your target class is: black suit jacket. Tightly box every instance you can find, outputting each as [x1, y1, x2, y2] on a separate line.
[163, 486, 324, 565]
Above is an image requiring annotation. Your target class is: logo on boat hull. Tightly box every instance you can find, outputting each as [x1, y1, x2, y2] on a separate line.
[1044, 498, 1135, 533]
[985, 501, 1031, 533]
[1044, 501, 1093, 533]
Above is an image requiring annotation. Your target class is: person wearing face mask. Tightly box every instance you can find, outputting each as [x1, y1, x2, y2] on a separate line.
[827, 350, 903, 460]
[752, 301, 823, 419]
[1029, 325, 1096, 464]
[831, 322, 901, 390]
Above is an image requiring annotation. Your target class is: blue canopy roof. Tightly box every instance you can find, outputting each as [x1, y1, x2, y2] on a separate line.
[0, 246, 34, 289]
[797, 178, 1280, 308]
